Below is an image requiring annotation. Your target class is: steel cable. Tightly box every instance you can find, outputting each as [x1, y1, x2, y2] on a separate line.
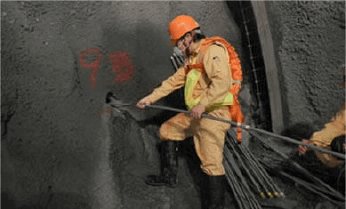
[145, 104, 345, 160]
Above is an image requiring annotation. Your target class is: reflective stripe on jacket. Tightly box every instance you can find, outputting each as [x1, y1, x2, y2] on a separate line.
[184, 39, 233, 111]
[184, 67, 233, 111]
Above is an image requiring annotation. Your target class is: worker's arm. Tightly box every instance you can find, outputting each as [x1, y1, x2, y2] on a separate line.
[198, 44, 232, 110]
[297, 104, 345, 168]
[298, 107, 346, 155]
[298, 124, 341, 155]
[310, 108, 345, 147]
[136, 66, 186, 109]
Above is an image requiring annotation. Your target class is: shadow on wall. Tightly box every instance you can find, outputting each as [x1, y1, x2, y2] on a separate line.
[101, 16, 184, 118]
[99, 17, 212, 208]
[2, 192, 91, 209]
[2, 193, 16, 209]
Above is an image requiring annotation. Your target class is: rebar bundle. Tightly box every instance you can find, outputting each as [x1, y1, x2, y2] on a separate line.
[249, 129, 345, 204]
[224, 129, 285, 209]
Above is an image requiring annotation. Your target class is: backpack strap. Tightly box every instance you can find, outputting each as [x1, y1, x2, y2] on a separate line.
[184, 54, 205, 74]
[184, 38, 216, 74]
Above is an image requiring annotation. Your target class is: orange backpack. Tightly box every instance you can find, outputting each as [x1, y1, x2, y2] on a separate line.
[186, 36, 244, 143]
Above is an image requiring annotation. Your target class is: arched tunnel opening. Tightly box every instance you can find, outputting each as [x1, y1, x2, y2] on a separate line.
[1, 1, 345, 209]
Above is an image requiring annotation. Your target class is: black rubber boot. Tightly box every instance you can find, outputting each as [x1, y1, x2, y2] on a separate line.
[200, 172, 210, 209]
[208, 175, 225, 209]
[145, 141, 178, 187]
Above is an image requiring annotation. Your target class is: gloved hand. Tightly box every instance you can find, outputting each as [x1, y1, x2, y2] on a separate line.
[136, 96, 151, 109]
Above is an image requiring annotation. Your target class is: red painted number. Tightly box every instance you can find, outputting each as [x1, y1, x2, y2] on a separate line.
[109, 52, 134, 83]
[79, 48, 134, 88]
[79, 48, 102, 89]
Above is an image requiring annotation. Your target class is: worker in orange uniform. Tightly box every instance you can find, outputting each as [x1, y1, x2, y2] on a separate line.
[298, 104, 345, 194]
[296, 65, 345, 193]
[137, 15, 242, 209]
[298, 104, 345, 168]
[299, 64, 345, 168]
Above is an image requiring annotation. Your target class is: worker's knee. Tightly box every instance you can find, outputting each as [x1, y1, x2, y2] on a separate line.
[201, 162, 225, 176]
[159, 121, 187, 141]
[159, 122, 172, 140]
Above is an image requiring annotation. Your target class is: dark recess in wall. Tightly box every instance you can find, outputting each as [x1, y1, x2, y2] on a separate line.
[226, 1, 272, 131]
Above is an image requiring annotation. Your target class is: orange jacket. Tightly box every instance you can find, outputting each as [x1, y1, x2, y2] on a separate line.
[149, 39, 231, 109]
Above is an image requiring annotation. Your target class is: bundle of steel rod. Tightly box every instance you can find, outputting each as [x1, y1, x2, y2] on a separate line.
[223, 129, 284, 209]
[224, 139, 262, 209]
[227, 129, 284, 197]
[249, 129, 345, 204]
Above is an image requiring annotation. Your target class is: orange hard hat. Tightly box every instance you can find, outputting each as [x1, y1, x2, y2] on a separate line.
[169, 15, 200, 44]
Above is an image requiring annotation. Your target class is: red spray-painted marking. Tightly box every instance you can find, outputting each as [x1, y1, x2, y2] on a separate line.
[109, 52, 134, 82]
[79, 48, 102, 89]
[100, 107, 113, 116]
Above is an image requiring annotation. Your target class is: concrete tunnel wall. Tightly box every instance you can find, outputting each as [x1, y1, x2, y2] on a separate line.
[1, 1, 345, 209]
[265, 1, 345, 127]
[1, 1, 243, 209]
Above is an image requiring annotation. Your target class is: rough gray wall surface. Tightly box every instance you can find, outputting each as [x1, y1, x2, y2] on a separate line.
[266, 1, 345, 126]
[1, 1, 241, 209]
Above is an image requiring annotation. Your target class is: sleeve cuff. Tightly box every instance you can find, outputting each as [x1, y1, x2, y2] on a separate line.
[198, 98, 208, 109]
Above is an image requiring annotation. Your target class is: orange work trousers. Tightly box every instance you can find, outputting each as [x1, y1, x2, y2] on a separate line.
[160, 105, 231, 176]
